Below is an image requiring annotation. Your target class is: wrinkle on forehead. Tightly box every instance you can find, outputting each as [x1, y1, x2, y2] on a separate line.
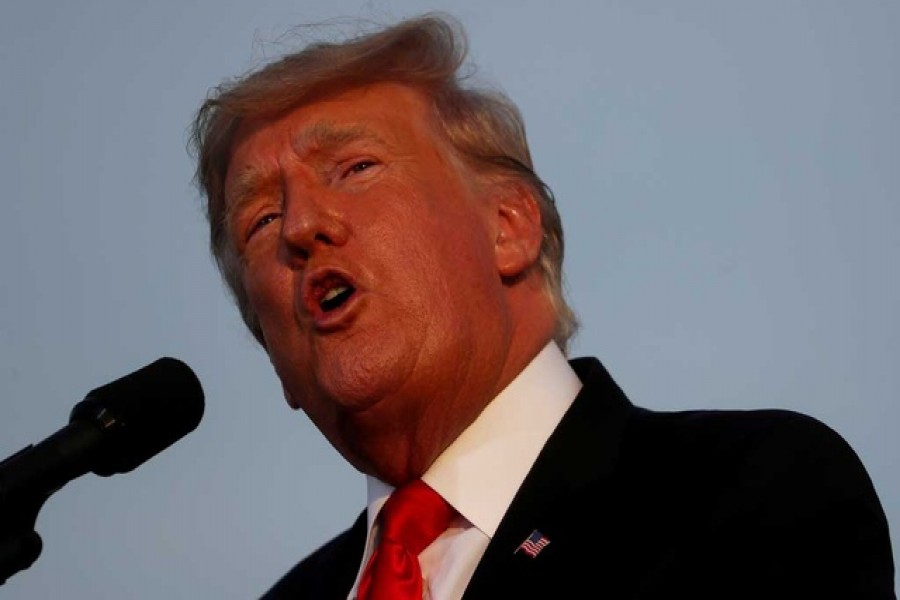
[291, 120, 391, 157]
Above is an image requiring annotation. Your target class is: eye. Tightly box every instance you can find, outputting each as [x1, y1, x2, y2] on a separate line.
[343, 160, 378, 178]
[246, 212, 281, 240]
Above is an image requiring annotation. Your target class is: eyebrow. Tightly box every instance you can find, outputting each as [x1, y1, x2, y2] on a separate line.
[291, 121, 389, 156]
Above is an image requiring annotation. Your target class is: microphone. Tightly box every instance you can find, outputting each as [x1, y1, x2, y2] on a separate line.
[0, 357, 204, 582]
[0, 357, 204, 500]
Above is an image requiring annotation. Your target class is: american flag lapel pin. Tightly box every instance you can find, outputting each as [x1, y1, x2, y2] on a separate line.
[515, 529, 551, 558]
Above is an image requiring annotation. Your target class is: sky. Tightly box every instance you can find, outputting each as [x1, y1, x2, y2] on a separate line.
[1, 1, 897, 597]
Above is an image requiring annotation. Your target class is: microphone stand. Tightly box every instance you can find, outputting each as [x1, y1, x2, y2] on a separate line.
[0, 412, 105, 584]
[0, 444, 49, 585]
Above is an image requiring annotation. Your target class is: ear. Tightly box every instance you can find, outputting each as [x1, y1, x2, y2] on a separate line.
[493, 182, 543, 279]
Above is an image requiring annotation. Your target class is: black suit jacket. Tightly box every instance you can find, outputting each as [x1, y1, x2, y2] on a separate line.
[262, 358, 895, 598]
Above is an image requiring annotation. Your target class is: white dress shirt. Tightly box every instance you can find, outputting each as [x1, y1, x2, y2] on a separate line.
[347, 341, 583, 600]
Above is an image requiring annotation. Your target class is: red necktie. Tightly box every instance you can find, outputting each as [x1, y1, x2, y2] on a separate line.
[357, 480, 454, 600]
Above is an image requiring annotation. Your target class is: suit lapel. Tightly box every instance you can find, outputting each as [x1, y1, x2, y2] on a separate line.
[330, 510, 368, 596]
[462, 358, 634, 598]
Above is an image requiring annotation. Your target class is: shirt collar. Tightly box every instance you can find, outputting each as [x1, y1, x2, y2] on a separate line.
[364, 341, 582, 537]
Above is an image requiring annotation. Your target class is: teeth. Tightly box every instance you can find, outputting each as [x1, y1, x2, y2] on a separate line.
[322, 285, 350, 304]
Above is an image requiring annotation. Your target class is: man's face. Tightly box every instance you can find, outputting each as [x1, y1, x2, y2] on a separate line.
[224, 83, 515, 482]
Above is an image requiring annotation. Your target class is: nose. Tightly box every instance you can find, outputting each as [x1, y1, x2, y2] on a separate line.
[278, 182, 349, 266]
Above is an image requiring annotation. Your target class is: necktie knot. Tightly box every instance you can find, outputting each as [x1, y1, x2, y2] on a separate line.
[358, 480, 454, 600]
[379, 479, 455, 555]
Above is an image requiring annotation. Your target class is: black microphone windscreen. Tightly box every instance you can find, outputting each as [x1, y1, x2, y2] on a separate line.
[69, 358, 204, 476]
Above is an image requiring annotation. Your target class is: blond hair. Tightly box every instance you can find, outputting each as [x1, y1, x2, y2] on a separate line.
[191, 13, 578, 349]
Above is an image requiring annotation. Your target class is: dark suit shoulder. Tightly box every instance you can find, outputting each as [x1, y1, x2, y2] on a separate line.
[618, 407, 895, 597]
[626, 407, 880, 507]
[630, 406, 860, 464]
[261, 511, 366, 600]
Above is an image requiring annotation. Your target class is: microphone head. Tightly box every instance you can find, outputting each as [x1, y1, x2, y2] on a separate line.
[69, 358, 205, 476]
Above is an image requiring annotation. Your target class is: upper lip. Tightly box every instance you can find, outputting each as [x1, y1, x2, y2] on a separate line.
[299, 265, 360, 318]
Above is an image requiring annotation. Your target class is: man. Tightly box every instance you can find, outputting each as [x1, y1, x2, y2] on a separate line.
[192, 14, 894, 599]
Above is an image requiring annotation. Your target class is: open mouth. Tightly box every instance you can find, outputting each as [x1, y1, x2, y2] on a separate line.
[310, 272, 357, 314]
[320, 282, 355, 312]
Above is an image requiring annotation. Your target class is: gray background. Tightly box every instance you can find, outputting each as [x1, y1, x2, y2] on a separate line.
[1, 1, 896, 597]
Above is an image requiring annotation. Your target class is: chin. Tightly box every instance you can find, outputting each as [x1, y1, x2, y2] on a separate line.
[321, 326, 426, 403]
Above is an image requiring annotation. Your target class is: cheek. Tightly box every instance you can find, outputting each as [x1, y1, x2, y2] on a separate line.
[242, 257, 292, 312]
[390, 230, 499, 341]
[428, 212, 497, 285]
[241, 262, 299, 352]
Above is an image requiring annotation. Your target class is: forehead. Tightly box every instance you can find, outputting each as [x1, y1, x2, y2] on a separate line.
[226, 83, 441, 170]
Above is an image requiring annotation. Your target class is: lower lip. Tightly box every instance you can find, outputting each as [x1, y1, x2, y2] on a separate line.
[313, 290, 364, 332]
